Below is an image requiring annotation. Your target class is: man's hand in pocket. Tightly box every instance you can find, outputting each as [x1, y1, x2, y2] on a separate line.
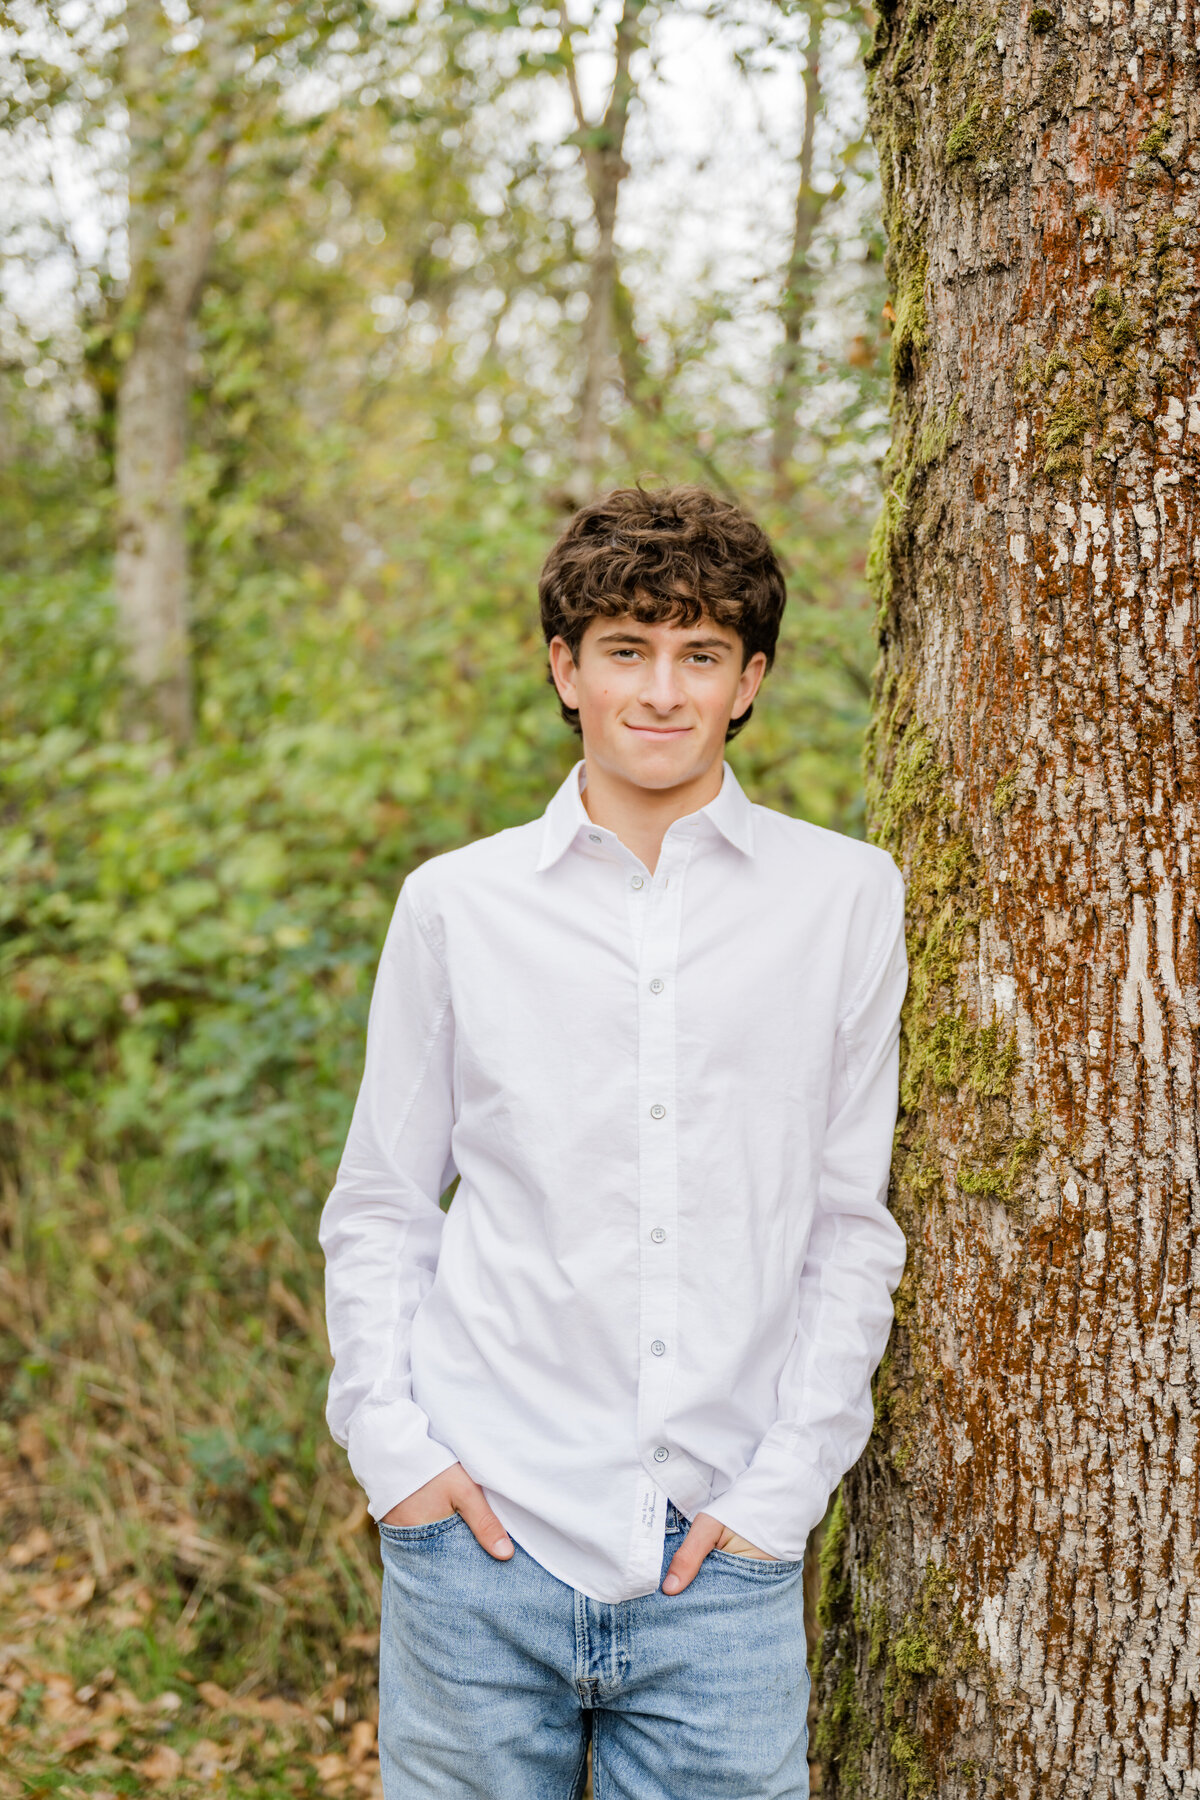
[382, 1465, 514, 1561]
[661, 1513, 776, 1594]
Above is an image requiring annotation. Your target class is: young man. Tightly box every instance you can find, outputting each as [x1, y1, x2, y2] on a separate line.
[319, 485, 908, 1799]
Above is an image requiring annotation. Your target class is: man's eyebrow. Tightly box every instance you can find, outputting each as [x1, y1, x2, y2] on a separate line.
[593, 629, 733, 650]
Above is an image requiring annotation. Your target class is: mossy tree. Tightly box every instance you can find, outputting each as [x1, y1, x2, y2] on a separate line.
[817, 0, 1200, 1793]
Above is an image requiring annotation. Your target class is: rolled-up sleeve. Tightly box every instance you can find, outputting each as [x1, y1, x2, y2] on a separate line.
[703, 865, 909, 1559]
[318, 882, 460, 1520]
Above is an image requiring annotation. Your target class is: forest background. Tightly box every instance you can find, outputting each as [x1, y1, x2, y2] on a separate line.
[1, 1, 891, 1792]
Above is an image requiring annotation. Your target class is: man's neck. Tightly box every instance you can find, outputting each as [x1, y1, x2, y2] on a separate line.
[579, 754, 725, 874]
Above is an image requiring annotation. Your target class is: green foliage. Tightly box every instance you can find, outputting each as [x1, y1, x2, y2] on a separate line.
[0, 3, 891, 1781]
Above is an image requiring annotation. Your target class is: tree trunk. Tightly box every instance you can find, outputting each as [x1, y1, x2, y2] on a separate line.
[816, 1, 1200, 1795]
[115, 0, 230, 742]
[559, 0, 649, 502]
[769, 2, 826, 495]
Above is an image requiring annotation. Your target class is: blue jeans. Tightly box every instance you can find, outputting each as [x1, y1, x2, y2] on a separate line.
[378, 1501, 810, 1798]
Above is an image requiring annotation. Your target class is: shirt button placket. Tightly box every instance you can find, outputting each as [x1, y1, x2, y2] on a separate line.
[633, 845, 690, 1561]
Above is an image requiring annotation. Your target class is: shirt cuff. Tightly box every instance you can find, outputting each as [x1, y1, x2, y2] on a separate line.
[345, 1397, 460, 1522]
[700, 1443, 830, 1562]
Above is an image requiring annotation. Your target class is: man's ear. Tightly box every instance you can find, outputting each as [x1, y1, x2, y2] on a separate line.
[548, 635, 580, 710]
[733, 649, 768, 718]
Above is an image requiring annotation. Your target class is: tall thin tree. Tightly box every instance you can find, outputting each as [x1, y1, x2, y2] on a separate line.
[115, 0, 235, 742]
[557, 0, 651, 501]
[816, 0, 1200, 1793]
[769, 0, 829, 495]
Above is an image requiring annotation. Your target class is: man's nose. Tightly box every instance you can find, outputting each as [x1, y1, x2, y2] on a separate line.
[640, 655, 685, 712]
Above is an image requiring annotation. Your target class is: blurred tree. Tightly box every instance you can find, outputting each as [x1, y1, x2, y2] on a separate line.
[555, 0, 652, 501]
[115, 0, 237, 741]
[769, 0, 830, 495]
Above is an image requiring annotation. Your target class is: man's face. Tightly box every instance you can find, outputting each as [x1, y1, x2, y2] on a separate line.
[548, 612, 767, 792]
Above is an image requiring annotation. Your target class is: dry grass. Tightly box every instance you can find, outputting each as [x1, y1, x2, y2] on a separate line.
[0, 1108, 384, 1797]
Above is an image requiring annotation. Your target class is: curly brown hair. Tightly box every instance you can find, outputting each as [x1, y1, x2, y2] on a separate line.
[538, 485, 788, 741]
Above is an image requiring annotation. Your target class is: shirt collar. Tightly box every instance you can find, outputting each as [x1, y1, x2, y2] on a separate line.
[534, 758, 756, 873]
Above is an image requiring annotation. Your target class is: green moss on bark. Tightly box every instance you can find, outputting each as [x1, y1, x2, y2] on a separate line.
[944, 99, 984, 167]
[889, 244, 929, 383]
[881, 1562, 986, 1796]
[813, 1488, 875, 1792]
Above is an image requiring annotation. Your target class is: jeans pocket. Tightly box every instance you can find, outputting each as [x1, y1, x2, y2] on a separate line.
[707, 1546, 805, 1576]
[378, 1513, 463, 1544]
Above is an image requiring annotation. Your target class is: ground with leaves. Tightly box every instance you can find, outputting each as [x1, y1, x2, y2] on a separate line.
[0, 1520, 382, 1799]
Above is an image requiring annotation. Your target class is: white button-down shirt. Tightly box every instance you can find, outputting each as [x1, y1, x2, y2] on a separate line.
[320, 759, 907, 1603]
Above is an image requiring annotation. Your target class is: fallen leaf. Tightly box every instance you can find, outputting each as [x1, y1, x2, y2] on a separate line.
[196, 1679, 307, 1725]
[341, 1631, 377, 1653]
[138, 1744, 183, 1783]
[314, 1751, 348, 1779]
[185, 1737, 232, 1778]
[43, 1688, 90, 1725]
[57, 1723, 99, 1753]
[254, 1695, 304, 1723]
[7, 1526, 53, 1567]
[95, 1692, 131, 1721]
[30, 1573, 95, 1615]
[347, 1719, 376, 1765]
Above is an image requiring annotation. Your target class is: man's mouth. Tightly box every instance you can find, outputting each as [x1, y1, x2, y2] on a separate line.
[624, 724, 691, 737]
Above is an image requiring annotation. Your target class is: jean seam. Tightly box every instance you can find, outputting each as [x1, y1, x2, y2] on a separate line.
[573, 1585, 590, 1700]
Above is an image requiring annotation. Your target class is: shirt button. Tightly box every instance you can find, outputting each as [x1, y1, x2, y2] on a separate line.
[630, 875, 645, 890]
[649, 978, 664, 994]
[650, 1227, 667, 1244]
[653, 1446, 669, 1463]
[588, 832, 601, 843]
[650, 1103, 666, 1120]
[651, 1339, 666, 1356]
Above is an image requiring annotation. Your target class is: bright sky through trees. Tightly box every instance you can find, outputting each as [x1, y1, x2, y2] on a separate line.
[2, 0, 884, 472]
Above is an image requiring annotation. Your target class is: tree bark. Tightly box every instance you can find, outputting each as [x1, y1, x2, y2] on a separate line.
[816, 1, 1200, 1795]
[115, 0, 231, 742]
[559, 0, 649, 502]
